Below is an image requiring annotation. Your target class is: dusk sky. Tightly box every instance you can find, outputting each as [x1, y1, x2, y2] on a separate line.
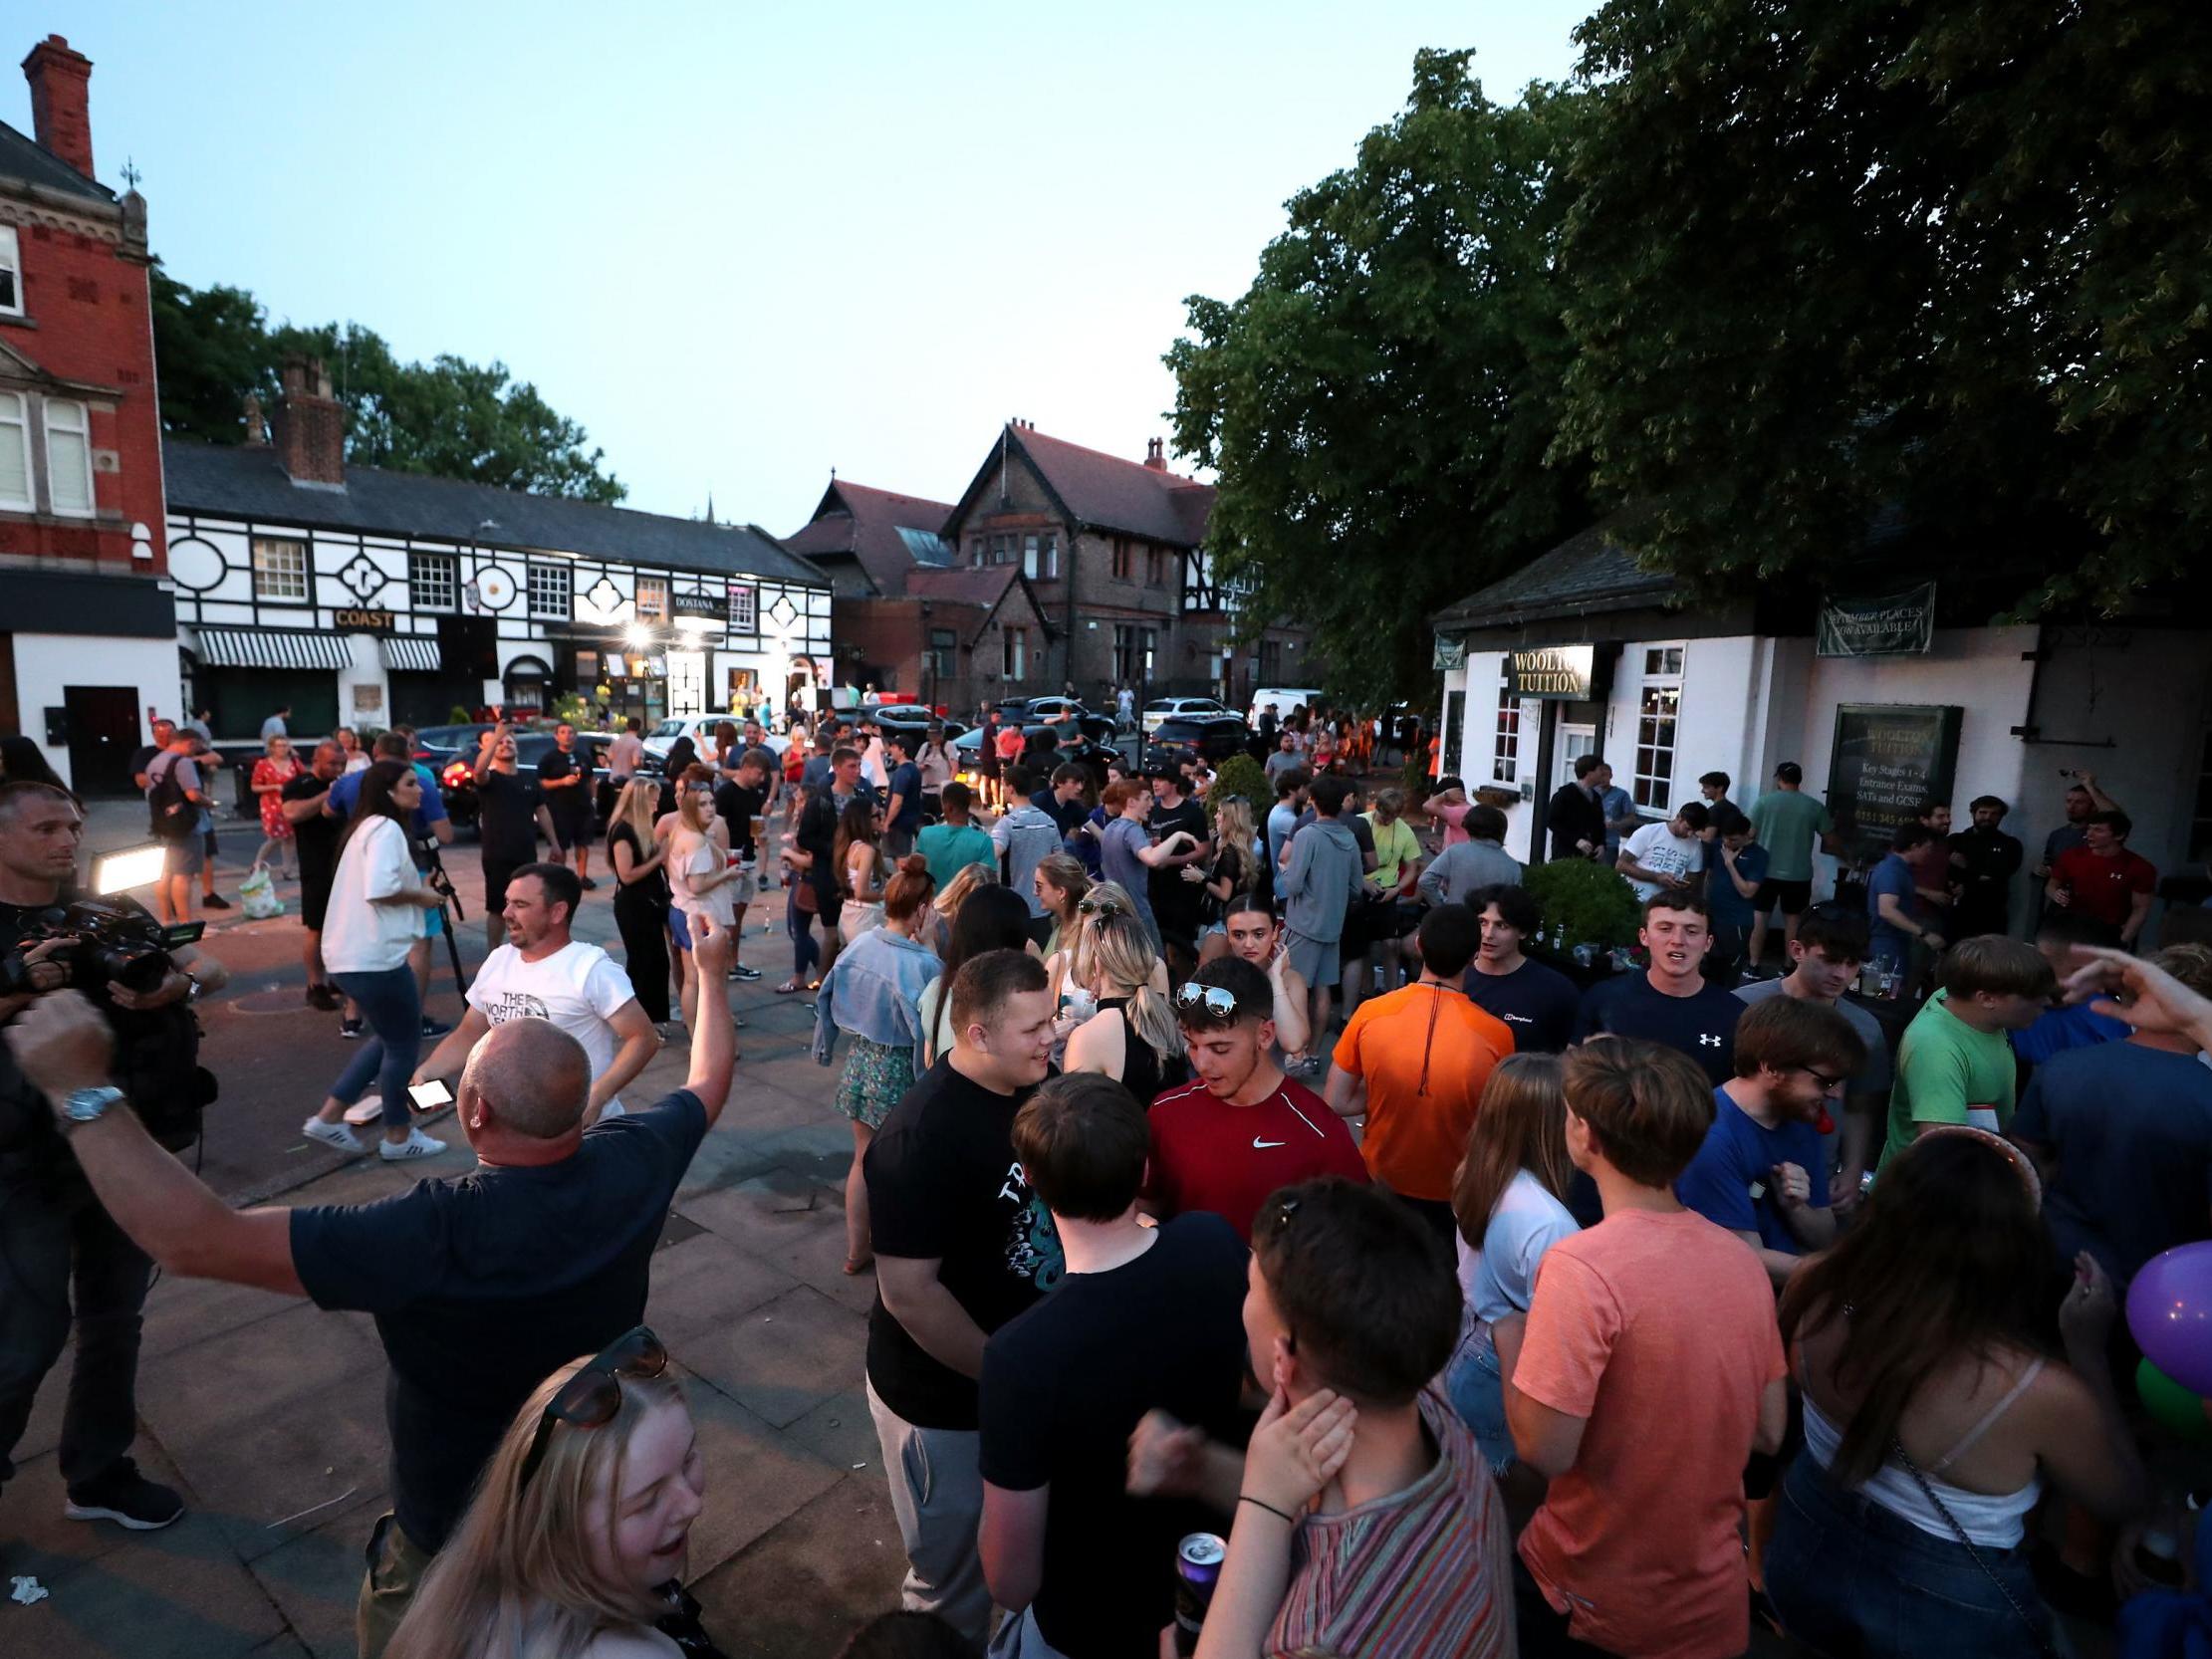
[23, 2, 1595, 535]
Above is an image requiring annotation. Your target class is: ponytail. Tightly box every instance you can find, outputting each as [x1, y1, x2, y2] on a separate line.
[884, 854, 936, 923]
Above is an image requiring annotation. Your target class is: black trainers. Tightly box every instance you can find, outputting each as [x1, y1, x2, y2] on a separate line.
[202, 893, 232, 911]
[419, 1017, 451, 1039]
[579, 876, 599, 891]
[65, 1462, 184, 1531]
[341, 1017, 365, 1040]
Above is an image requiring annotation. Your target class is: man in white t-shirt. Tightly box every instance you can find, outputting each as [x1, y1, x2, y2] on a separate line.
[1617, 803, 1713, 903]
[412, 862, 655, 1124]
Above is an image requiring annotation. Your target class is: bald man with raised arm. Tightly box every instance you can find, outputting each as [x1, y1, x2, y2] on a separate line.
[6, 917, 741, 1659]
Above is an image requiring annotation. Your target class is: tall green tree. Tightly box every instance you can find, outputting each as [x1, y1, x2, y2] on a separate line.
[1166, 51, 1591, 706]
[1557, 0, 2212, 613]
[150, 267, 625, 503]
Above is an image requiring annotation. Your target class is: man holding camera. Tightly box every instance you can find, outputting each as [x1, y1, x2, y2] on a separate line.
[0, 780, 228, 1532]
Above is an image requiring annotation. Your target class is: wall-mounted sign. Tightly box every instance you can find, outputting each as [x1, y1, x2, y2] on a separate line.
[1506, 644, 1597, 700]
[1817, 584, 1935, 658]
[1827, 703, 1964, 861]
[672, 591, 723, 621]
[335, 608, 396, 634]
[1432, 635, 1467, 671]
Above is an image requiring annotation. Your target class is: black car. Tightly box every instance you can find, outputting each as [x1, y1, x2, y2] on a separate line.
[952, 722, 1129, 793]
[439, 731, 618, 836]
[858, 705, 971, 744]
[1142, 715, 1253, 770]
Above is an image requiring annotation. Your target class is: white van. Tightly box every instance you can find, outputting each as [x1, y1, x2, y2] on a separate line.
[1249, 687, 1325, 726]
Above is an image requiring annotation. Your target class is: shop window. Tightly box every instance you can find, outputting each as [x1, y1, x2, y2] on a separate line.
[408, 552, 457, 611]
[727, 584, 757, 631]
[43, 398, 94, 516]
[0, 391, 29, 509]
[0, 226, 19, 315]
[1632, 644, 1684, 810]
[527, 562, 573, 619]
[634, 576, 667, 623]
[1494, 682, 1522, 784]
[252, 536, 311, 603]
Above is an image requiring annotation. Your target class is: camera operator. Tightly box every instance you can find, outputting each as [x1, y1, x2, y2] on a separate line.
[0, 779, 227, 1532]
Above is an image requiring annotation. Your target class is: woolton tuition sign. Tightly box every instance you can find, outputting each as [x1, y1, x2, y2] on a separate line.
[1828, 703, 1963, 863]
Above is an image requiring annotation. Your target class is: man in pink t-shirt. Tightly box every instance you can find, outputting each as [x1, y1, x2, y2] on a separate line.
[1423, 778, 1473, 847]
[1502, 1036, 1787, 1659]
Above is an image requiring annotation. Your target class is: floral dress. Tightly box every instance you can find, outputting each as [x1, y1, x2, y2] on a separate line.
[253, 755, 301, 840]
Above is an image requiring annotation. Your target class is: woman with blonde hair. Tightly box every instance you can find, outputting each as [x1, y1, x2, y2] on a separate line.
[926, 858, 997, 956]
[836, 796, 890, 945]
[666, 765, 737, 1036]
[249, 732, 302, 877]
[1032, 851, 1089, 961]
[1445, 1053, 1576, 1483]
[385, 1327, 725, 1659]
[814, 855, 941, 1275]
[1063, 910, 1189, 1103]
[606, 779, 671, 1031]
[1193, 796, 1256, 962]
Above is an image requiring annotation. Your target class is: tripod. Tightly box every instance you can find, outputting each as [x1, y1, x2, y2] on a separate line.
[418, 841, 472, 994]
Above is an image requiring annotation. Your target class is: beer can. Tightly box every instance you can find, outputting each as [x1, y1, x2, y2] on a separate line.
[1173, 1533, 1226, 1655]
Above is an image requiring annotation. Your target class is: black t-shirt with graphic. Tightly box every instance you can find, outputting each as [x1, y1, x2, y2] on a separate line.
[1463, 956, 1583, 1054]
[862, 1059, 1062, 1428]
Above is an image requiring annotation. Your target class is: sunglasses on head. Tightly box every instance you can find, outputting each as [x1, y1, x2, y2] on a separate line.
[1174, 982, 1241, 1022]
[1077, 895, 1122, 916]
[517, 1324, 668, 1491]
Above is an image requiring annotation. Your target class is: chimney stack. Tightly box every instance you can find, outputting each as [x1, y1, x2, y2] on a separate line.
[271, 356, 347, 487]
[21, 36, 94, 180]
[1143, 437, 1166, 472]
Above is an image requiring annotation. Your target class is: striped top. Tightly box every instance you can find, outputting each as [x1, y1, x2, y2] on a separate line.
[1266, 1388, 1513, 1659]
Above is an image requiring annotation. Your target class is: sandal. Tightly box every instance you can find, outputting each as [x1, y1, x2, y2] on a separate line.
[773, 979, 805, 995]
[843, 1255, 874, 1277]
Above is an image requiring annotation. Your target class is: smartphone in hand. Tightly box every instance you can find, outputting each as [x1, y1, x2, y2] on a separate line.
[407, 1079, 454, 1112]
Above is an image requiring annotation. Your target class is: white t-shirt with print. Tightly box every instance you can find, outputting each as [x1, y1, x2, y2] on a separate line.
[1622, 820, 1706, 903]
[465, 939, 642, 1117]
[322, 817, 425, 974]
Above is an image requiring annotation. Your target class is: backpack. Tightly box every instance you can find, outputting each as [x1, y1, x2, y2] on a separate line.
[145, 753, 197, 841]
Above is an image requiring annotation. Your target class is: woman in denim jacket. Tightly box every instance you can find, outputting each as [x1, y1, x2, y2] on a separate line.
[814, 854, 941, 1276]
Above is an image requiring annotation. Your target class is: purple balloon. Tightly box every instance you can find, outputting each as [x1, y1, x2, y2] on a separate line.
[2127, 1243, 2212, 1394]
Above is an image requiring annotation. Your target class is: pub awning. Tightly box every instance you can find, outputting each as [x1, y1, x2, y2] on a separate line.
[379, 634, 443, 672]
[194, 627, 353, 670]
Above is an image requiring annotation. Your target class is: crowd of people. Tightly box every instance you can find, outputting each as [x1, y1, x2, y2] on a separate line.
[6, 689, 2208, 1659]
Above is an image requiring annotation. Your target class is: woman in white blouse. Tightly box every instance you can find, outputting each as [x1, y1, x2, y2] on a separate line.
[301, 761, 449, 1159]
[665, 764, 740, 1035]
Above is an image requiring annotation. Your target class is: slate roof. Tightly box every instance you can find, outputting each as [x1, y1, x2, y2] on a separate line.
[1431, 519, 1678, 631]
[163, 439, 825, 587]
[948, 425, 1215, 549]
[0, 117, 114, 204]
[783, 479, 957, 596]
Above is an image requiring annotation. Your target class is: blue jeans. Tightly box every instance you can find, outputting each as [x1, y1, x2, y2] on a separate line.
[1765, 1446, 2051, 1658]
[330, 966, 421, 1130]
[787, 885, 820, 978]
[1444, 1331, 1516, 1474]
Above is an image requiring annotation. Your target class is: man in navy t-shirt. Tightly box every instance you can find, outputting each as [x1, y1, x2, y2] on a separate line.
[1675, 996, 1864, 1287]
[1576, 893, 1747, 1086]
[2, 921, 741, 1653]
[882, 730, 925, 859]
[1461, 882, 1581, 1054]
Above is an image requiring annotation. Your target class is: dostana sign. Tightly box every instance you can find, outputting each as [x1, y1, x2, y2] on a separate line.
[1506, 645, 1596, 700]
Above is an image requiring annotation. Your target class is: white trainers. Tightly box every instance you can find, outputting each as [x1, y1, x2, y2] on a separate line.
[302, 1116, 363, 1153]
[378, 1127, 448, 1161]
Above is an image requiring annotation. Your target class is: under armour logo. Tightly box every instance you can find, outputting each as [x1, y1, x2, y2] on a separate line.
[1699, 1034, 1723, 1048]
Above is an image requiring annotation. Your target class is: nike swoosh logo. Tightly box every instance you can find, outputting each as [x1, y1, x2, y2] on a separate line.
[1254, 1138, 1287, 1149]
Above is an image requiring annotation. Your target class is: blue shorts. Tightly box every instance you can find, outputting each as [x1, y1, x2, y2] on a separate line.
[165, 837, 205, 877]
[424, 901, 445, 938]
[667, 907, 693, 951]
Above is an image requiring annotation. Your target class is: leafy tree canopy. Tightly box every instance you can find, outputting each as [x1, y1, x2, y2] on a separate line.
[1557, 0, 2211, 614]
[1166, 50, 1591, 706]
[151, 267, 625, 504]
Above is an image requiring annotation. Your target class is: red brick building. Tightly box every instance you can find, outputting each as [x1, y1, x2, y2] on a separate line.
[0, 35, 175, 791]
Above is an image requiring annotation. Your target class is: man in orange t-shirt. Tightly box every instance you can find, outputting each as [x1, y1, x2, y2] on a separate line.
[1502, 1036, 1787, 1659]
[1325, 903, 1509, 1240]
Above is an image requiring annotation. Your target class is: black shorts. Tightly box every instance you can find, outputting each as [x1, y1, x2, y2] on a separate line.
[484, 857, 524, 913]
[547, 809, 590, 853]
[1753, 877, 1814, 916]
[300, 866, 335, 932]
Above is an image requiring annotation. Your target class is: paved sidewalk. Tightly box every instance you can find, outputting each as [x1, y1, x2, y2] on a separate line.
[3, 804, 904, 1657]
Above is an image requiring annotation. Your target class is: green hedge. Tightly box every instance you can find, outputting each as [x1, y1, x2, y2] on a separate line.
[1522, 855, 1642, 950]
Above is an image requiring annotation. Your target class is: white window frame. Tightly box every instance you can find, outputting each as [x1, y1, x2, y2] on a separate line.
[633, 576, 668, 623]
[1023, 534, 1039, 579]
[0, 226, 21, 317]
[527, 562, 573, 620]
[0, 390, 31, 510]
[1493, 680, 1523, 785]
[407, 551, 458, 612]
[1041, 533, 1059, 580]
[43, 397, 94, 517]
[727, 583, 757, 631]
[1631, 642, 1686, 811]
[252, 536, 311, 603]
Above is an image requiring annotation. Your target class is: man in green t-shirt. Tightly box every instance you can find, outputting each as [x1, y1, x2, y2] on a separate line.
[1879, 936, 2054, 1168]
[1747, 763, 1841, 969]
[917, 781, 997, 894]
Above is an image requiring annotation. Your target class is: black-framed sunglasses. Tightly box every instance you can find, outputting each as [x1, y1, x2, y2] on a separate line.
[517, 1324, 668, 1491]
[1175, 982, 1241, 1022]
[1078, 895, 1122, 916]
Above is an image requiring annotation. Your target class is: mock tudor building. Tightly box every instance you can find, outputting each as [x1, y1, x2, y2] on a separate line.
[939, 421, 1307, 708]
[0, 36, 175, 793]
[783, 476, 1052, 712]
[163, 360, 832, 740]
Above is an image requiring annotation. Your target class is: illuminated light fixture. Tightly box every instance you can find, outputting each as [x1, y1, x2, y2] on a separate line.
[624, 625, 653, 650]
[94, 844, 167, 894]
[673, 614, 715, 633]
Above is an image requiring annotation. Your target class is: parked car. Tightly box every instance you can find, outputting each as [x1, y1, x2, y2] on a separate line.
[409, 723, 494, 773]
[1141, 715, 1254, 770]
[857, 705, 971, 743]
[1024, 695, 1087, 721]
[439, 730, 620, 836]
[1141, 695, 1227, 734]
[950, 721, 1126, 794]
[1247, 687, 1326, 726]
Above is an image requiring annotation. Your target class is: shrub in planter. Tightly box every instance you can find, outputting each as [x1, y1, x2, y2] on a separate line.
[1207, 755, 1271, 827]
[1522, 856, 1641, 951]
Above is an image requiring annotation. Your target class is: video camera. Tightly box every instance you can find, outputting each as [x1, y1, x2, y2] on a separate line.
[0, 900, 202, 998]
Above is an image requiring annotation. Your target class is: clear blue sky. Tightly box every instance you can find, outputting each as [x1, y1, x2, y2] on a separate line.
[22, 2, 1594, 533]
